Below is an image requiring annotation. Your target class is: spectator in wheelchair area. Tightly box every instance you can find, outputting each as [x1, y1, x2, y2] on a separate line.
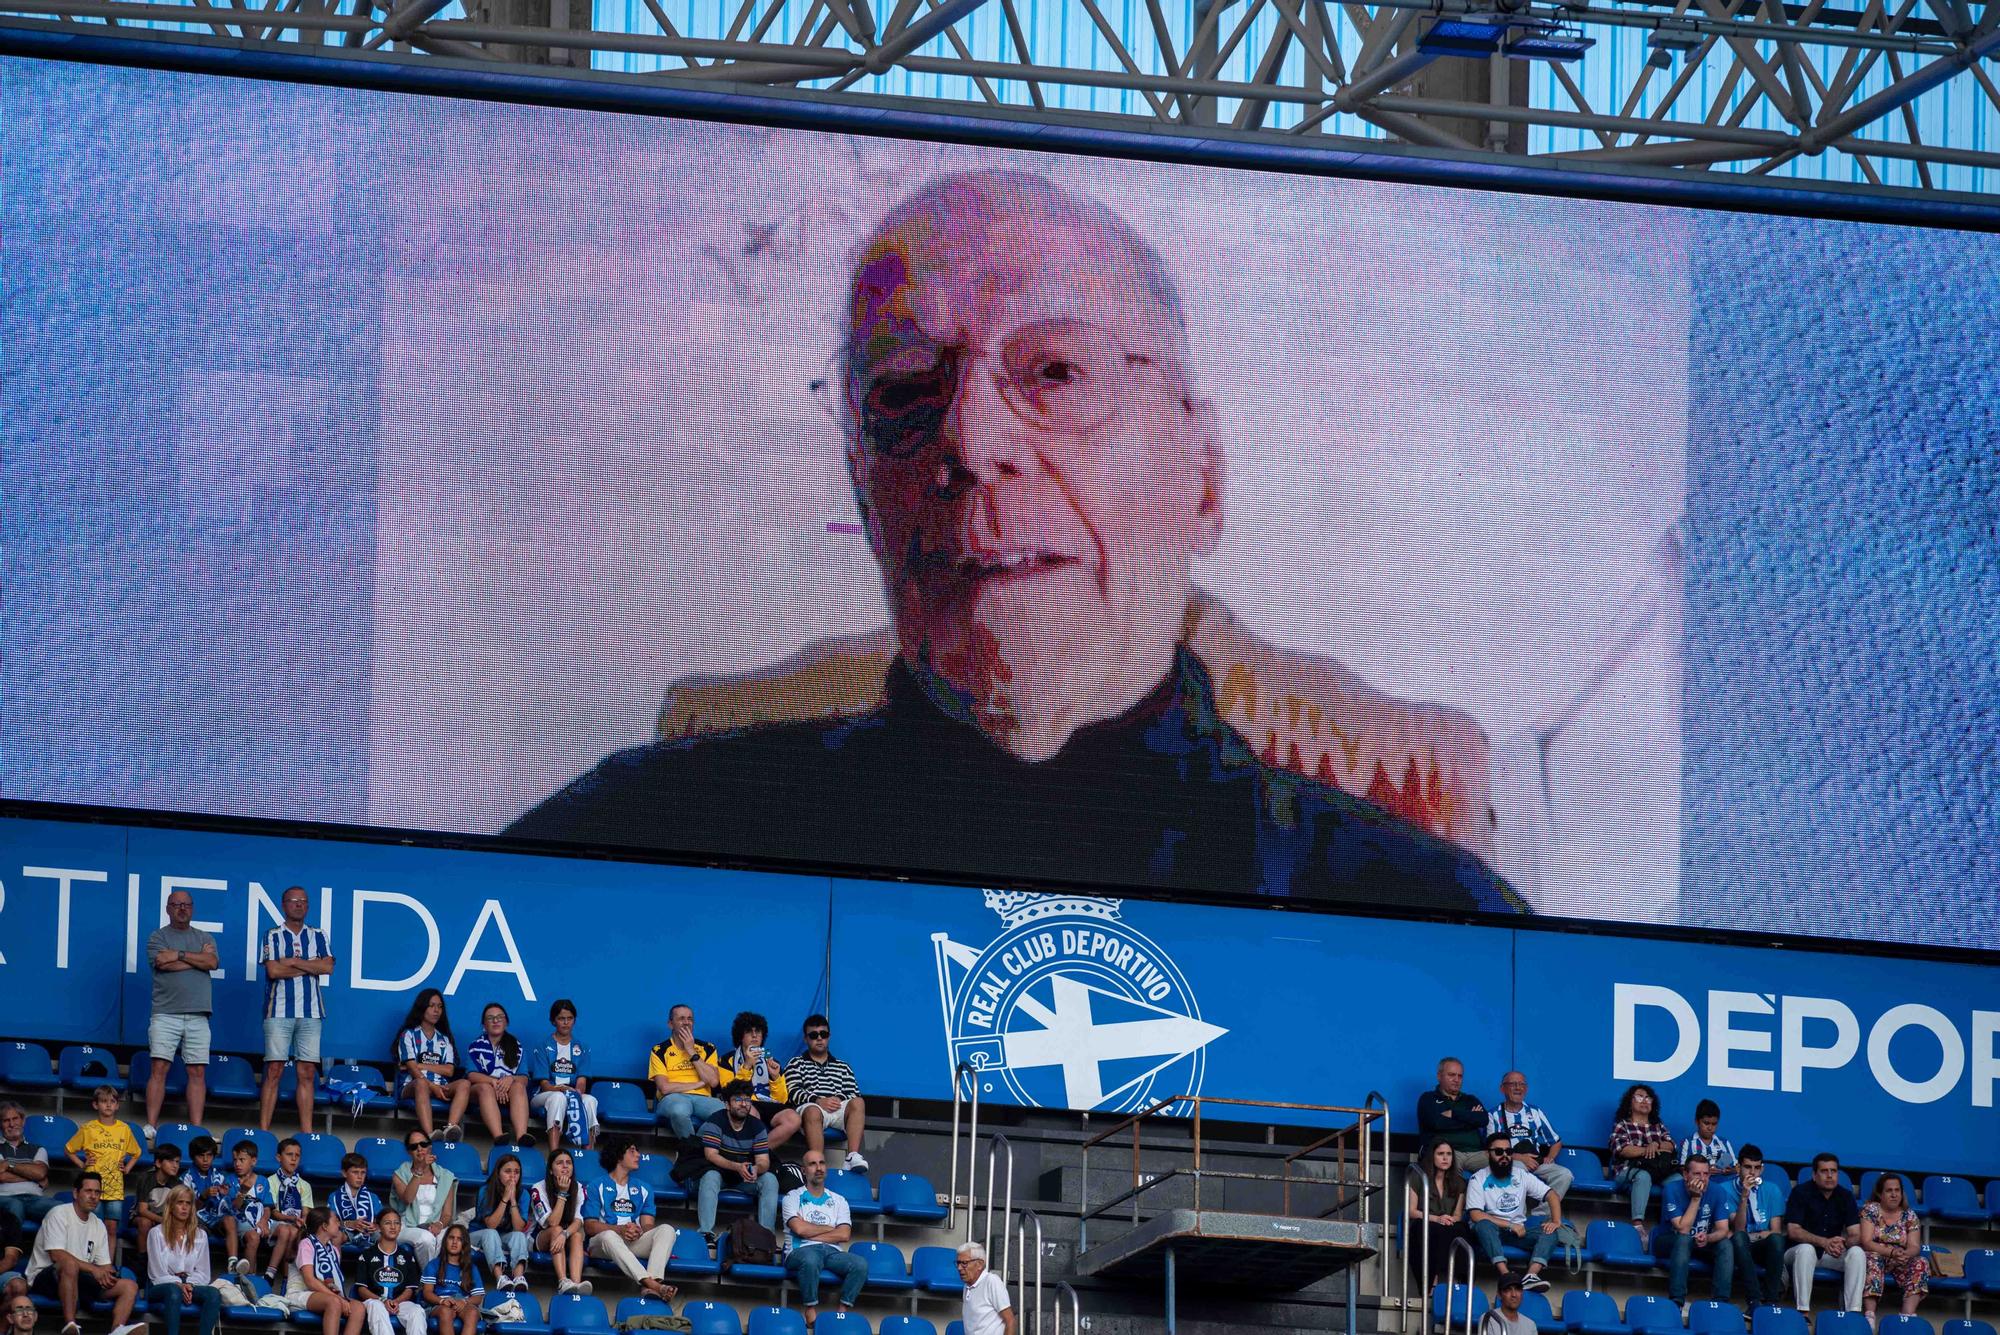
[721, 1013, 802, 1151]
[784, 1015, 868, 1173]
[1466, 1132, 1562, 1292]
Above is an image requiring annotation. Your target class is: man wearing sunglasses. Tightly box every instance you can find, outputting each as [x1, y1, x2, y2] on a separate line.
[781, 1017, 865, 1173]
[508, 169, 1514, 915]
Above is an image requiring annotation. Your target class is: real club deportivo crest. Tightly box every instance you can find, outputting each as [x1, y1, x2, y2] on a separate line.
[932, 890, 1227, 1114]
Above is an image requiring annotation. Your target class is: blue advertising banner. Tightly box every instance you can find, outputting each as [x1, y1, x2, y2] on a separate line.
[2, 813, 1995, 1173]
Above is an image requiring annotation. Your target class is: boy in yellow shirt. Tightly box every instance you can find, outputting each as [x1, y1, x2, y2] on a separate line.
[65, 1086, 141, 1246]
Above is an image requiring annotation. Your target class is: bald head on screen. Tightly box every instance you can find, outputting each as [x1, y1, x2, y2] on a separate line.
[835, 169, 1224, 761]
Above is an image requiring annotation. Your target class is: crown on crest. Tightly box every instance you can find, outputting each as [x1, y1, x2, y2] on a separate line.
[982, 889, 1122, 929]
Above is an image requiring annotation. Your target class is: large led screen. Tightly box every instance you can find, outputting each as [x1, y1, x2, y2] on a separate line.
[5, 57, 1996, 947]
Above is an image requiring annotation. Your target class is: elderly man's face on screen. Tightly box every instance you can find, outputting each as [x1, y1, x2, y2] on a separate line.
[840, 170, 1223, 762]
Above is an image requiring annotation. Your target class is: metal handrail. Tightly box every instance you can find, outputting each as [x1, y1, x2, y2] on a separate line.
[1400, 1167, 1431, 1334]
[1051, 1280, 1083, 1335]
[1442, 1237, 1478, 1335]
[947, 1061, 978, 1232]
[1016, 1209, 1046, 1335]
[1366, 1090, 1397, 1308]
[983, 1133, 1016, 1280]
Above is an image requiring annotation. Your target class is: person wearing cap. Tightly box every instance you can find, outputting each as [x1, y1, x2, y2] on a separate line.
[1479, 1273, 1537, 1335]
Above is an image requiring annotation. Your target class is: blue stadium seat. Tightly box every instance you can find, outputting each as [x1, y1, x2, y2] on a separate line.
[1689, 1301, 1746, 1335]
[668, 1225, 723, 1278]
[1858, 1172, 1913, 1209]
[879, 1174, 947, 1223]
[1921, 1176, 1986, 1224]
[502, 1146, 549, 1187]
[850, 1241, 915, 1292]
[946, 1324, 965, 1335]
[634, 1151, 686, 1201]
[574, 1151, 609, 1188]
[297, 1131, 349, 1179]
[220, 1127, 276, 1167]
[23, 1113, 76, 1153]
[549, 1293, 611, 1334]
[322, 1063, 397, 1113]
[1816, 1313, 1873, 1335]
[352, 1136, 406, 1186]
[1878, 1316, 1934, 1335]
[0, 1041, 58, 1090]
[222, 1273, 285, 1325]
[1923, 1248, 1969, 1295]
[614, 1298, 675, 1326]
[498, 1290, 553, 1335]
[205, 1055, 262, 1103]
[129, 1058, 188, 1098]
[1988, 1182, 2000, 1223]
[594, 1081, 653, 1129]
[827, 1169, 882, 1219]
[1586, 1220, 1656, 1270]
[1759, 1165, 1794, 1192]
[911, 1245, 963, 1295]
[878, 1320, 939, 1335]
[1625, 1297, 1683, 1335]
[123, 1118, 154, 1166]
[58, 1044, 119, 1092]
[1943, 1322, 1998, 1335]
[433, 1139, 486, 1187]
[1559, 1149, 1615, 1196]
[721, 1229, 787, 1283]
[1520, 1290, 1562, 1334]
[1431, 1282, 1489, 1330]
[747, 1310, 808, 1335]
[155, 1122, 210, 1154]
[815, 1315, 870, 1334]
[682, 1302, 745, 1335]
[1963, 1249, 2000, 1296]
[1752, 1308, 1808, 1335]
[1561, 1289, 1623, 1335]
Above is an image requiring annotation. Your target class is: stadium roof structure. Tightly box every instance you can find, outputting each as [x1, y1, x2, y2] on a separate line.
[4, 0, 1998, 210]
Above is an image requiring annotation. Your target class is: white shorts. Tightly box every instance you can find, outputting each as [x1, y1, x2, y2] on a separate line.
[808, 1097, 855, 1126]
[150, 1013, 212, 1064]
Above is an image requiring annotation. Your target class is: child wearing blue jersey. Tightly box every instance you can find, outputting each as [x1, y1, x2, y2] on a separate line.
[582, 1137, 676, 1302]
[328, 1155, 383, 1247]
[224, 1141, 274, 1279]
[420, 1224, 484, 1335]
[466, 1005, 535, 1149]
[264, 1138, 314, 1286]
[288, 1208, 366, 1335]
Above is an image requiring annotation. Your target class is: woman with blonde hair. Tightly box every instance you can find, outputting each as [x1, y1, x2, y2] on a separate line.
[145, 1186, 222, 1335]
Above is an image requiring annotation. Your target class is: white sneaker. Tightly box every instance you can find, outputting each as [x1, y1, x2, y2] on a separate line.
[556, 1280, 575, 1295]
[232, 1257, 254, 1277]
[142, 1124, 158, 1145]
[843, 1151, 869, 1172]
[575, 1281, 592, 1296]
[112, 1323, 148, 1335]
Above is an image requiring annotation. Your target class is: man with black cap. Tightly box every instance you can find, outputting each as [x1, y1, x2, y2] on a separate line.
[1480, 1273, 1537, 1335]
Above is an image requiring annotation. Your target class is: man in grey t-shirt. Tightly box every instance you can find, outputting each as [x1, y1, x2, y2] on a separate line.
[1479, 1273, 1537, 1335]
[144, 889, 219, 1139]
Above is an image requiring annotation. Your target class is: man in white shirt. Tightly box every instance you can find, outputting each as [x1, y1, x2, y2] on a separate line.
[958, 1242, 1015, 1335]
[24, 1174, 142, 1335]
[781, 1151, 869, 1328]
[1466, 1133, 1564, 1292]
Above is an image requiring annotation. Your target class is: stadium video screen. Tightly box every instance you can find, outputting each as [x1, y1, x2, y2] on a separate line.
[5, 55, 1996, 950]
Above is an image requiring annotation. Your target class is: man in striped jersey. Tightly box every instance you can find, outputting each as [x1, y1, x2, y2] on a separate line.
[1486, 1073, 1574, 1197]
[260, 887, 335, 1135]
[782, 1016, 867, 1173]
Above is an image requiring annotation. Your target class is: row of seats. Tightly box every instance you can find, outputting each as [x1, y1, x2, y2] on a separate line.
[1551, 1151, 1999, 1226]
[1434, 1287, 2000, 1335]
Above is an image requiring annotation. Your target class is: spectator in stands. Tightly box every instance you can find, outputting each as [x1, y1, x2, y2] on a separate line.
[390, 1131, 457, 1266]
[266, 1137, 314, 1286]
[1725, 1144, 1788, 1306]
[0, 1209, 21, 1288]
[526, 1000, 597, 1153]
[1679, 1099, 1738, 1179]
[1418, 1058, 1490, 1171]
[1608, 1083, 1677, 1248]
[782, 1150, 869, 1329]
[418, 1224, 482, 1335]
[4, 1292, 34, 1335]
[527, 1149, 591, 1297]
[329, 1154, 383, 1246]
[582, 1137, 676, 1302]
[0, 1105, 51, 1225]
[181, 1137, 233, 1257]
[648, 1004, 723, 1147]
[1486, 1072, 1573, 1197]
[691, 1080, 780, 1252]
[723, 1013, 803, 1151]
[130, 1141, 184, 1251]
[292, 1207, 365, 1335]
[1859, 1172, 1927, 1321]
[64, 1087, 139, 1236]
[784, 1015, 868, 1172]
[1405, 1137, 1470, 1284]
[1465, 1132, 1561, 1291]
[467, 1003, 535, 1149]
[225, 1138, 274, 1278]
[1659, 1154, 1735, 1307]
[260, 885, 334, 1136]
[145, 1185, 221, 1335]
[394, 989, 470, 1143]
[24, 1172, 143, 1335]
[1480, 1273, 1533, 1335]
[145, 888, 218, 1141]
[355, 1209, 426, 1335]
[470, 1153, 532, 1293]
[957, 1241, 1014, 1335]
[1784, 1152, 1865, 1314]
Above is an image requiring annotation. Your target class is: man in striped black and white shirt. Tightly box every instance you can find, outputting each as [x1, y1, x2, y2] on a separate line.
[782, 1016, 867, 1173]
[1486, 1072, 1574, 1197]
[259, 887, 335, 1135]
